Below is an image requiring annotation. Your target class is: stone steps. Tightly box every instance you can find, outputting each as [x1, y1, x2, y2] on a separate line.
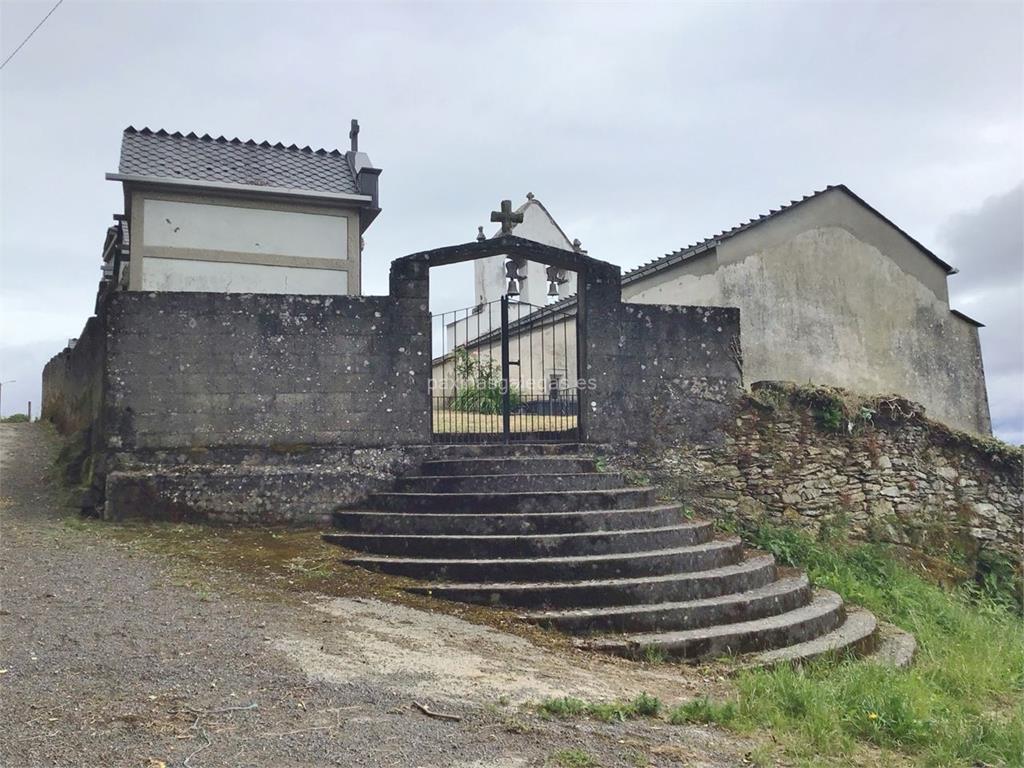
[394, 472, 625, 493]
[523, 575, 811, 634]
[418, 456, 599, 476]
[322, 443, 898, 667]
[427, 443, 588, 458]
[323, 523, 709, 559]
[366, 487, 658, 514]
[331, 504, 695, 536]
[749, 607, 878, 667]
[346, 538, 744, 582]
[404, 555, 780, 609]
[588, 590, 845, 661]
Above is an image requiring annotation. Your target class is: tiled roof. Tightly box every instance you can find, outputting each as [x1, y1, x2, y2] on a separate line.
[622, 184, 954, 285]
[117, 127, 360, 195]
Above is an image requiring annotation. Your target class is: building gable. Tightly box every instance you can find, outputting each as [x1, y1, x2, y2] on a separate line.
[623, 185, 956, 297]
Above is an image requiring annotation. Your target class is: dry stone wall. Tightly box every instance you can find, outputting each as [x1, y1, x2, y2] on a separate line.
[608, 382, 1022, 563]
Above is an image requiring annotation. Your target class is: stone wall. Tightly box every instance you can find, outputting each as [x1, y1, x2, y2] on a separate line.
[607, 382, 1022, 562]
[581, 261, 743, 446]
[42, 258, 433, 524]
[42, 313, 106, 437]
[103, 444, 431, 526]
[104, 290, 430, 451]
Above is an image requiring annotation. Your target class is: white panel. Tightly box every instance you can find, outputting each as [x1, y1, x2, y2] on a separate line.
[142, 257, 348, 295]
[143, 199, 348, 260]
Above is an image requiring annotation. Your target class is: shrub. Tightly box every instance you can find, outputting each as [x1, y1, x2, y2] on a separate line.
[449, 347, 522, 414]
[1, 413, 29, 423]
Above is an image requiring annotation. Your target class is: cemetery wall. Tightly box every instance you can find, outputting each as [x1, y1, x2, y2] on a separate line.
[580, 261, 744, 447]
[42, 313, 107, 437]
[103, 290, 430, 451]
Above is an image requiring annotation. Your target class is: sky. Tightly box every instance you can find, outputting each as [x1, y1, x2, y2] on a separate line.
[1, 0, 1021, 440]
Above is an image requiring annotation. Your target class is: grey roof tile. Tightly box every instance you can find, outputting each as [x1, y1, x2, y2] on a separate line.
[117, 127, 360, 195]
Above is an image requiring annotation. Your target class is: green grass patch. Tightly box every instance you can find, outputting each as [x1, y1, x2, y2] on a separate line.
[548, 748, 598, 767]
[710, 523, 1024, 766]
[538, 693, 662, 723]
[668, 696, 737, 726]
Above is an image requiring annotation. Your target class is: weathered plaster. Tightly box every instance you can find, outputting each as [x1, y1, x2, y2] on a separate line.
[623, 190, 990, 435]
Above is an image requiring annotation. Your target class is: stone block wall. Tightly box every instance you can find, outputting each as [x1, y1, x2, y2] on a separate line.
[42, 314, 106, 437]
[581, 261, 743, 446]
[607, 382, 1022, 562]
[42, 259, 433, 523]
[103, 444, 431, 526]
[104, 291, 430, 451]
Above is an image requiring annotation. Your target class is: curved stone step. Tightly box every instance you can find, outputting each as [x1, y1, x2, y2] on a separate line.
[394, 472, 624, 494]
[523, 575, 812, 634]
[750, 607, 879, 667]
[419, 456, 598, 476]
[324, 524, 709, 559]
[588, 590, 845, 661]
[366, 487, 658, 514]
[866, 622, 916, 669]
[331, 505, 698, 536]
[346, 538, 744, 582]
[405, 554, 778, 609]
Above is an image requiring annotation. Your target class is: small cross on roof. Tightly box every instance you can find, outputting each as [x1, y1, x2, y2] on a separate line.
[490, 199, 524, 234]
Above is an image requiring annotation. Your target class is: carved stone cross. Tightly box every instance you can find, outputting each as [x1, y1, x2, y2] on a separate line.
[490, 200, 524, 234]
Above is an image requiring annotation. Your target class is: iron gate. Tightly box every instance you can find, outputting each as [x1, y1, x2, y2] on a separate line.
[430, 296, 579, 443]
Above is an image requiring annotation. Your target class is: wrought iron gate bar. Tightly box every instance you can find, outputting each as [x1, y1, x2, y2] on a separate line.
[430, 296, 580, 444]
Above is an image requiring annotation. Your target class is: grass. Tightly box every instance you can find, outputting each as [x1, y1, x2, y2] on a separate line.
[713, 523, 1024, 766]
[547, 748, 599, 767]
[539, 693, 662, 723]
[668, 697, 737, 726]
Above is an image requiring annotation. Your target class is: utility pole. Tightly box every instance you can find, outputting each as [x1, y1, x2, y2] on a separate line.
[0, 380, 13, 419]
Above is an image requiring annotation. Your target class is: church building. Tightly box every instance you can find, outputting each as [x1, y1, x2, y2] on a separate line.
[102, 122, 380, 296]
[473, 193, 579, 307]
[470, 186, 991, 436]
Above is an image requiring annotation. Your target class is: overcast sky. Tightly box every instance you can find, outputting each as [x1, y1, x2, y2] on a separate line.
[1, 0, 1021, 440]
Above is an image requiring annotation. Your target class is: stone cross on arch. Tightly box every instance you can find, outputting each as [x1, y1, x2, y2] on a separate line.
[490, 199, 524, 234]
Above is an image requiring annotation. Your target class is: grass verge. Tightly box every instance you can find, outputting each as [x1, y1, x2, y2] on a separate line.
[718, 523, 1024, 766]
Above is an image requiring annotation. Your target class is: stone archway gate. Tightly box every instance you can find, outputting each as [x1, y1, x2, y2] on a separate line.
[388, 230, 743, 446]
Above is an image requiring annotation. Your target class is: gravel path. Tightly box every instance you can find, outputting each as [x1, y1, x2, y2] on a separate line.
[0, 423, 754, 767]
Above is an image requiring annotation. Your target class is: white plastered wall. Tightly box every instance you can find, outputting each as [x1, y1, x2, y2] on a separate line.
[128, 188, 361, 295]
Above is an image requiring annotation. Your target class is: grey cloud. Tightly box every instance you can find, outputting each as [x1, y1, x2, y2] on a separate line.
[944, 183, 1024, 444]
[1, 2, 1021, 439]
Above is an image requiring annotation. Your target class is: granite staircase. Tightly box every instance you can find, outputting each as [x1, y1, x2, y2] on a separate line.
[323, 444, 885, 665]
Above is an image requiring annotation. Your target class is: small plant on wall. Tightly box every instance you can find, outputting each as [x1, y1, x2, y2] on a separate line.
[449, 347, 522, 414]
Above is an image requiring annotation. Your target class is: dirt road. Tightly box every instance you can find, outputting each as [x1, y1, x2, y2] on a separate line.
[0, 423, 755, 767]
